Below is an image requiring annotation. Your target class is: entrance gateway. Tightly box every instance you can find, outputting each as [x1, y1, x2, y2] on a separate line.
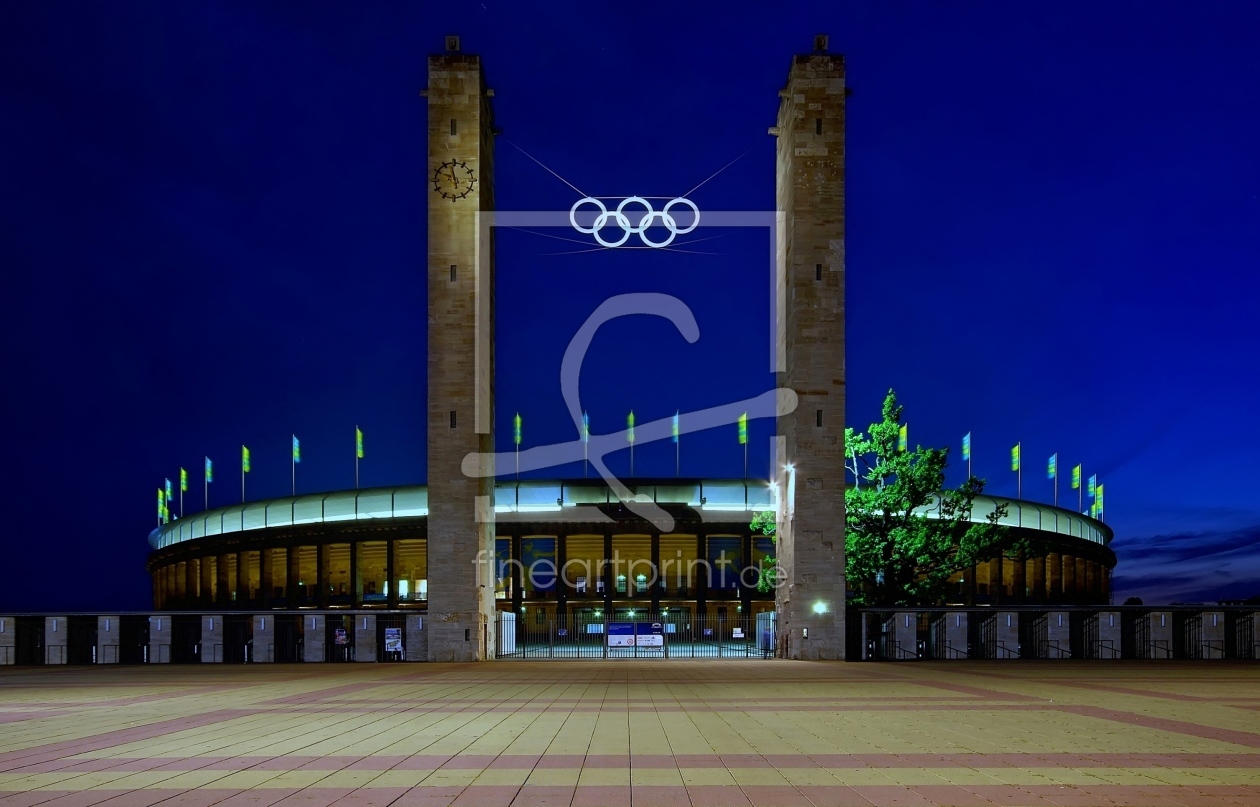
[425, 34, 845, 661]
[494, 611, 776, 660]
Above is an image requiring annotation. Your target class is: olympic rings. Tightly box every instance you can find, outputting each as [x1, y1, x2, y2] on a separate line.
[569, 197, 700, 248]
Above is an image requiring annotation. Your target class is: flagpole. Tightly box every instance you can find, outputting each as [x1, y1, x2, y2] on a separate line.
[1079, 467, 1083, 512]
[355, 425, 360, 490]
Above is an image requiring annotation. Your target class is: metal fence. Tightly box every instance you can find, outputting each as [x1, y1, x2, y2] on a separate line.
[495, 613, 776, 660]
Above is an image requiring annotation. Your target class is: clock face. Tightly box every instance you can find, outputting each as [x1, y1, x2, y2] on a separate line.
[433, 160, 475, 200]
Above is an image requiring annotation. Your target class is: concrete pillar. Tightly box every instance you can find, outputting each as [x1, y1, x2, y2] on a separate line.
[1012, 555, 1026, 603]
[1030, 557, 1046, 603]
[201, 615, 223, 663]
[406, 614, 427, 662]
[253, 614, 275, 663]
[1063, 555, 1076, 600]
[1252, 613, 1260, 660]
[0, 617, 14, 665]
[1095, 611, 1121, 658]
[303, 614, 325, 663]
[185, 561, 199, 606]
[991, 612, 1019, 658]
[887, 612, 916, 660]
[45, 617, 67, 665]
[1143, 611, 1173, 659]
[1199, 611, 1225, 659]
[355, 614, 377, 662]
[96, 616, 120, 664]
[942, 612, 967, 659]
[1047, 553, 1062, 599]
[770, 41, 848, 660]
[1045, 611, 1070, 658]
[149, 615, 171, 663]
[199, 557, 214, 606]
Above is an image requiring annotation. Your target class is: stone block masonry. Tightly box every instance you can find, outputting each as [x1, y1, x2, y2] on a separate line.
[772, 37, 847, 659]
[425, 41, 498, 662]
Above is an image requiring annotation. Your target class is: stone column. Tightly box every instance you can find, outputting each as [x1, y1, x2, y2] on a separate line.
[216, 555, 232, 606]
[149, 615, 171, 664]
[1030, 556, 1046, 604]
[770, 37, 847, 659]
[236, 552, 249, 608]
[254, 614, 275, 663]
[1012, 553, 1026, 603]
[1047, 553, 1062, 600]
[943, 612, 967, 659]
[1200, 611, 1225, 659]
[287, 549, 302, 608]
[1063, 555, 1077, 601]
[44, 617, 67, 665]
[201, 556, 216, 607]
[355, 614, 377, 662]
[302, 614, 325, 663]
[406, 614, 427, 662]
[1045, 611, 1070, 658]
[201, 615, 223, 663]
[424, 42, 497, 662]
[96, 616, 120, 664]
[1095, 611, 1121, 658]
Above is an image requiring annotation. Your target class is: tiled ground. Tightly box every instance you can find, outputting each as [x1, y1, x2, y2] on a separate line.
[2, 661, 1259, 806]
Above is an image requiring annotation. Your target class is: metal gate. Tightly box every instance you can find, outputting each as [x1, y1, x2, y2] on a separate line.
[495, 612, 776, 659]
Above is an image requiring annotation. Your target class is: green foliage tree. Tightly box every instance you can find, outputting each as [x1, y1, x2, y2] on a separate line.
[846, 390, 1023, 606]
[750, 510, 778, 593]
[752, 389, 1027, 606]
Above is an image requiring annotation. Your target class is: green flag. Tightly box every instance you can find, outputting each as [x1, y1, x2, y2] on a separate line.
[1010, 443, 1020, 471]
[242, 445, 250, 473]
[627, 410, 635, 443]
[738, 412, 748, 445]
[898, 424, 908, 452]
[1072, 464, 1081, 490]
[292, 435, 300, 463]
[513, 413, 522, 446]
[1047, 454, 1057, 479]
[356, 427, 364, 459]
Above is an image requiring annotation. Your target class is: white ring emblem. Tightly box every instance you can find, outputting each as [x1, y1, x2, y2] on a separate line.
[569, 197, 700, 248]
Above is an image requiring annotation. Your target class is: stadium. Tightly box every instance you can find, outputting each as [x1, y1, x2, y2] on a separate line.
[146, 476, 1116, 657]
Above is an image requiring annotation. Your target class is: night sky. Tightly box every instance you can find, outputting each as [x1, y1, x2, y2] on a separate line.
[3, 2, 1258, 611]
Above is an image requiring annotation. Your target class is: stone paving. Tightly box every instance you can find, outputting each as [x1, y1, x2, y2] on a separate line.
[1, 661, 1259, 806]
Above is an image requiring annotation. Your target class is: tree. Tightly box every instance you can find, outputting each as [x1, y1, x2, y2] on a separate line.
[751, 389, 1023, 606]
[1122, 597, 1143, 606]
[845, 390, 1028, 606]
[751, 510, 778, 593]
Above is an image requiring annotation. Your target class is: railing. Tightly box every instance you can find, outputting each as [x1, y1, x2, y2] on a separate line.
[0, 646, 13, 665]
[1038, 640, 1070, 659]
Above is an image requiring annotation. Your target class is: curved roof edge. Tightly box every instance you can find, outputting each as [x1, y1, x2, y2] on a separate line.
[149, 479, 1112, 551]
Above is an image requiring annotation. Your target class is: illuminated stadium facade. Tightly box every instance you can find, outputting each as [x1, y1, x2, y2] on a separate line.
[146, 478, 1116, 617]
[140, 37, 1118, 659]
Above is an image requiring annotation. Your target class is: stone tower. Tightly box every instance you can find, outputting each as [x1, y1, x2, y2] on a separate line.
[424, 36, 497, 661]
[770, 35, 847, 659]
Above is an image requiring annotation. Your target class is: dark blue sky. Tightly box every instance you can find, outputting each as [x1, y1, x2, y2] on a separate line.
[3, 2, 1258, 610]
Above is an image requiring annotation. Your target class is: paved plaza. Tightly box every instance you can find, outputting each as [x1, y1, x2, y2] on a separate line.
[1, 662, 1259, 807]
